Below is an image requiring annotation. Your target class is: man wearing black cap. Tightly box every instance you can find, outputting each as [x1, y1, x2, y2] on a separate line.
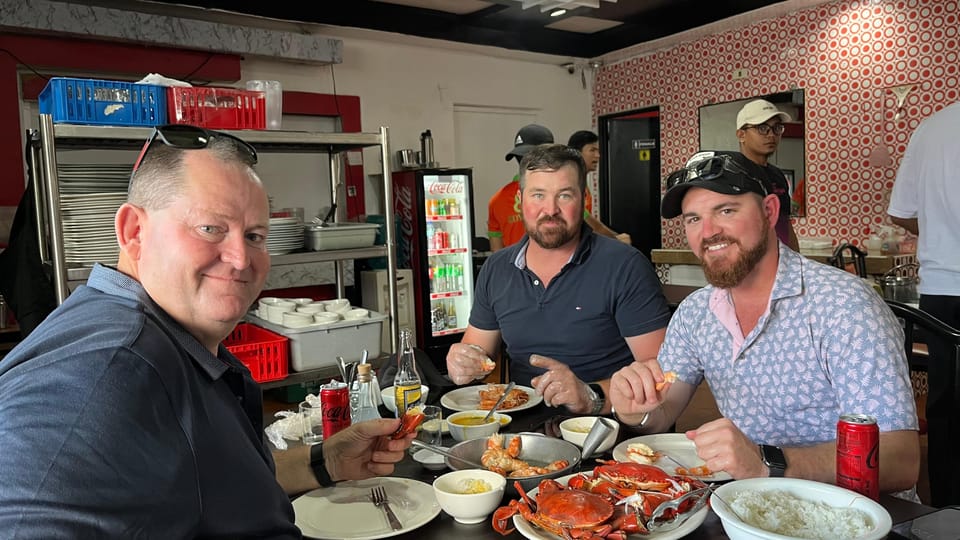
[488, 124, 626, 251]
[450, 144, 670, 414]
[606, 155, 920, 497]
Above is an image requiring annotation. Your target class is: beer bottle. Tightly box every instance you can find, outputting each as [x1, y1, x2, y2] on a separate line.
[393, 329, 423, 416]
[446, 300, 458, 329]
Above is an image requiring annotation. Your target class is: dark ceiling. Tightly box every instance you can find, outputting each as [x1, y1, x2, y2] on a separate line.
[147, 0, 788, 58]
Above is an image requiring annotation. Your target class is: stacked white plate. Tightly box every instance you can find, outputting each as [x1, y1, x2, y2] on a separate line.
[61, 192, 126, 265]
[56, 164, 131, 266]
[267, 217, 305, 255]
[57, 164, 131, 194]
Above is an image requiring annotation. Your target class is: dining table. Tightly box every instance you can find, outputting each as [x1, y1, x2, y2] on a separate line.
[293, 392, 938, 540]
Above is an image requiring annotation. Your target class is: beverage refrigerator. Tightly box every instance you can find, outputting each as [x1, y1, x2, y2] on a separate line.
[393, 168, 475, 371]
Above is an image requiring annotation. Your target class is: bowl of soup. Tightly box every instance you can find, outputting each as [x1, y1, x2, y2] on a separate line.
[447, 409, 504, 442]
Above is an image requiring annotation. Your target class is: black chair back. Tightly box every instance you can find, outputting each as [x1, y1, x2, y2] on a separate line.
[827, 243, 868, 278]
[886, 300, 960, 506]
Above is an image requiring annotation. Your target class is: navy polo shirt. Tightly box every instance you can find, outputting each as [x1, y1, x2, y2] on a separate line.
[471, 226, 670, 387]
[0, 265, 300, 539]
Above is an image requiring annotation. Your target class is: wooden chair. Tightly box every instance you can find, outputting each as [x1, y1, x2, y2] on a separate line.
[885, 300, 960, 506]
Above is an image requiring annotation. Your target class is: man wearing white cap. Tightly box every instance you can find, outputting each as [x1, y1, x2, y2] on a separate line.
[734, 99, 799, 250]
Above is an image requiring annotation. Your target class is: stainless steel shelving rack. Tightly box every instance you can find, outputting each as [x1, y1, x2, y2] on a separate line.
[32, 115, 400, 360]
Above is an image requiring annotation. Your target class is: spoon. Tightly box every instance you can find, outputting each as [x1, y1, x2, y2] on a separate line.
[482, 381, 515, 423]
[410, 439, 485, 469]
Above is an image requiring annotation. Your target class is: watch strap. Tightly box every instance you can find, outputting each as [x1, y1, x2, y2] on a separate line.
[587, 383, 605, 415]
[309, 442, 336, 487]
[759, 444, 787, 477]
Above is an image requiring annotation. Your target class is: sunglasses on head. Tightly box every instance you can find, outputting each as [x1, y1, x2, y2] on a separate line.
[665, 155, 768, 196]
[131, 125, 258, 174]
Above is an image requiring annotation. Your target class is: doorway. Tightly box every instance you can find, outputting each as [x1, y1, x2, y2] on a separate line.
[453, 106, 538, 239]
[598, 107, 662, 259]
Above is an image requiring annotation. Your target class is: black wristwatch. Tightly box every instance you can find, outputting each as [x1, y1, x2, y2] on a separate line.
[759, 444, 787, 477]
[587, 383, 605, 415]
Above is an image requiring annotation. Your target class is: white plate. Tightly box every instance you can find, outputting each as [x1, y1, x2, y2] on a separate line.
[440, 384, 542, 413]
[611, 433, 733, 482]
[511, 472, 709, 540]
[293, 477, 440, 540]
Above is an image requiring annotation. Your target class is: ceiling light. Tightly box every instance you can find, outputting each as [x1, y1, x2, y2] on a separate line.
[551, 9, 566, 16]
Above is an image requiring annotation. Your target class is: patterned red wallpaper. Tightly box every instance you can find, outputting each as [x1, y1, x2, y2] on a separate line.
[593, 0, 960, 248]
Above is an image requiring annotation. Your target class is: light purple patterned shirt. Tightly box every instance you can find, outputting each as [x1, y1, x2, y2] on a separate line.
[662, 244, 918, 446]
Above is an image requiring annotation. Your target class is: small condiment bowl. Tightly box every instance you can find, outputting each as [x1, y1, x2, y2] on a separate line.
[324, 299, 352, 313]
[559, 416, 620, 455]
[343, 308, 370, 320]
[313, 312, 340, 325]
[282, 311, 314, 328]
[413, 448, 447, 471]
[295, 304, 324, 315]
[432, 469, 506, 524]
[447, 409, 503, 442]
[291, 297, 315, 306]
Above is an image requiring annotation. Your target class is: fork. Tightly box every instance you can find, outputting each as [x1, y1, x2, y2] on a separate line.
[370, 486, 403, 531]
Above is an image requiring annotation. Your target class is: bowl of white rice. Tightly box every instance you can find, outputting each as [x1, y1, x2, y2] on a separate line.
[711, 478, 892, 540]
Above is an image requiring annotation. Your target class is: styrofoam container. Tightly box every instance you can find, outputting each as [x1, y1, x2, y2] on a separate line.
[304, 223, 380, 251]
[245, 311, 386, 371]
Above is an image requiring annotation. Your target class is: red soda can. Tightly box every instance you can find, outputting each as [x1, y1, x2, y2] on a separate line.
[836, 413, 879, 500]
[321, 380, 351, 438]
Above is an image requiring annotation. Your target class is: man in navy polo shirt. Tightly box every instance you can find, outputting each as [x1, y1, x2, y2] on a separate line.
[0, 126, 413, 538]
[447, 144, 670, 415]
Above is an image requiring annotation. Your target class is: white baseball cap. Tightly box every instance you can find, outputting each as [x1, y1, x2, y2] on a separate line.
[736, 99, 791, 129]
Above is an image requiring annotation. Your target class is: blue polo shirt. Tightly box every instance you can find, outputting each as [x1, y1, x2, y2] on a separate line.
[471, 226, 670, 386]
[0, 265, 300, 538]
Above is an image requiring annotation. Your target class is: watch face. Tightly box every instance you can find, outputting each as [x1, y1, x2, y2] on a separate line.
[762, 445, 787, 471]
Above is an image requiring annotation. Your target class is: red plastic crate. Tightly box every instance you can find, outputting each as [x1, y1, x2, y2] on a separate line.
[224, 323, 289, 383]
[167, 87, 266, 129]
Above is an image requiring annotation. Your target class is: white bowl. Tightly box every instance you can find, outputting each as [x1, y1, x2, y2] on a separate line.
[711, 477, 892, 540]
[291, 297, 315, 306]
[259, 298, 296, 324]
[282, 311, 314, 328]
[380, 385, 430, 414]
[413, 449, 447, 471]
[432, 469, 507, 524]
[324, 299, 352, 313]
[296, 304, 324, 315]
[559, 416, 620, 455]
[446, 409, 503, 442]
[313, 312, 340, 325]
[343, 308, 370, 320]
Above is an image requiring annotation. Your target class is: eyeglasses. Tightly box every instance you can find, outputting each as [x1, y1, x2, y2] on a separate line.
[745, 123, 786, 136]
[665, 155, 768, 196]
[131, 125, 258, 173]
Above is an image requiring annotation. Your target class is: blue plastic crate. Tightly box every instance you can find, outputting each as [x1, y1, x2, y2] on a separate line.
[39, 77, 167, 127]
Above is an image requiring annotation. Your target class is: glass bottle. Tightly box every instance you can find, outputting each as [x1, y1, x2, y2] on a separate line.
[393, 328, 423, 417]
[352, 363, 382, 423]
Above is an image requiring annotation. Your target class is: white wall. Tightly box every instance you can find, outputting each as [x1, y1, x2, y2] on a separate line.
[241, 35, 592, 220]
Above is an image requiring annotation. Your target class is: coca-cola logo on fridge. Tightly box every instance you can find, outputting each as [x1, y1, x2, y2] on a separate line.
[427, 180, 464, 195]
[395, 184, 414, 268]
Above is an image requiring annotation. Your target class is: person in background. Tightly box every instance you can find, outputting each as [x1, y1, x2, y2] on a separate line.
[888, 99, 960, 507]
[567, 129, 631, 245]
[710, 99, 801, 251]
[0, 125, 413, 537]
[487, 124, 628, 251]
[609, 154, 919, 496]
[449, 143, 670, 414]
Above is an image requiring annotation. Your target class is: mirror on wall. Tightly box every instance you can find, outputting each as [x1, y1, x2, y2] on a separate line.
[698, 90, 806, 216]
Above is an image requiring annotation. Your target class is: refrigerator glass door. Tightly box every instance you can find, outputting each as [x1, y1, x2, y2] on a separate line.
[422, 173, 473, 337]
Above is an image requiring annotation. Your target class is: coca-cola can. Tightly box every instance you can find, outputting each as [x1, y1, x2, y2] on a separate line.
[321, 380, 352, 438]
[836, 413, 879, 500]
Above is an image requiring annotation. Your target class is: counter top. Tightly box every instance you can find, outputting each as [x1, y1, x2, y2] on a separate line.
[651, 248, 914, 276]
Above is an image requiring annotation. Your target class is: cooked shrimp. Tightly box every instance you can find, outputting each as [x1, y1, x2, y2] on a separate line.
[655, 371, 678, 391]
